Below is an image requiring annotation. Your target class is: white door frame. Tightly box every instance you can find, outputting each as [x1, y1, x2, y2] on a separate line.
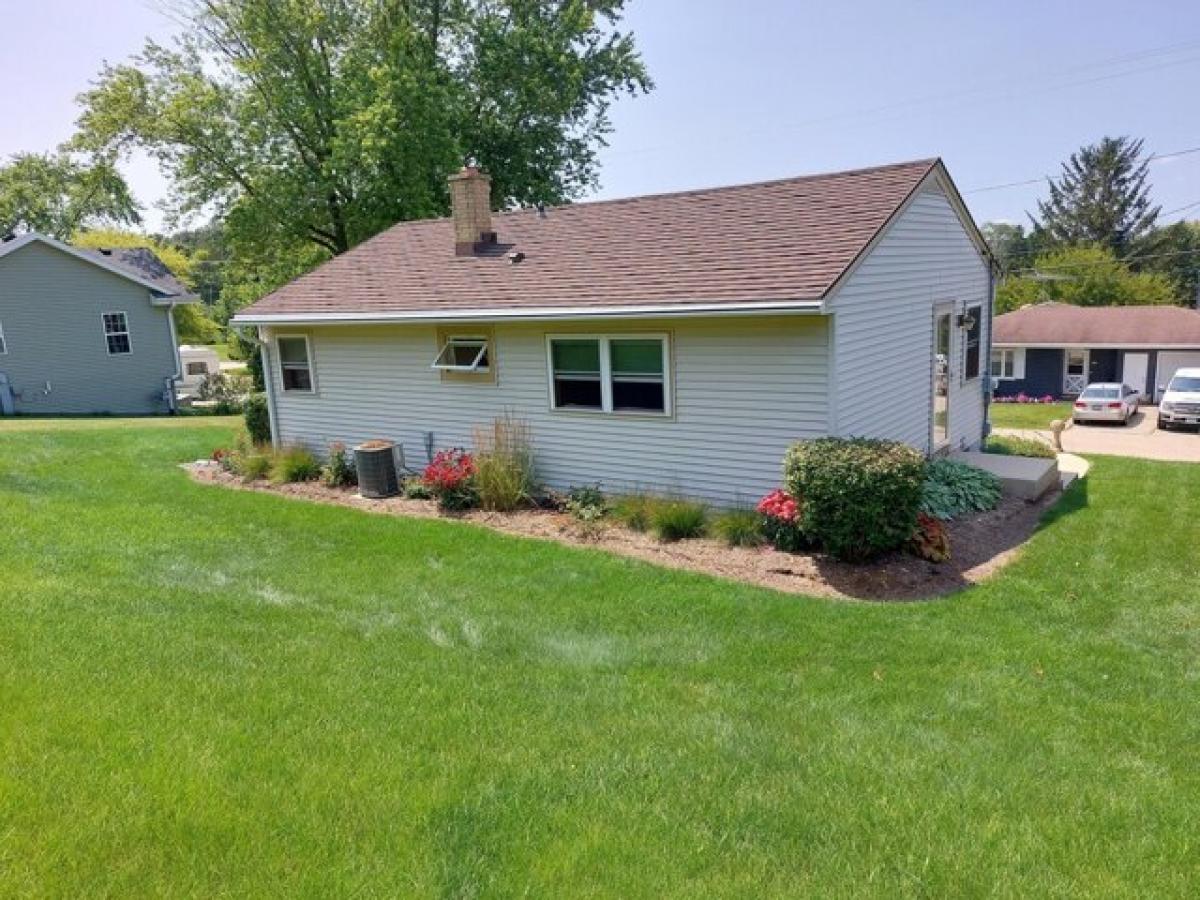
[931, 304, 954, 453]
[1063, 348, 1089, 395]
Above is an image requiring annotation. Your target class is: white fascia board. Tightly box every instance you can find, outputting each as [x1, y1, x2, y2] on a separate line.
[231, 298, 826, 327]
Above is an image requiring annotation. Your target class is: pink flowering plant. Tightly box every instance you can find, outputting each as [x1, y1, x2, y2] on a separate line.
[422, 448, 478, 510]
[756, 488, 807, 552]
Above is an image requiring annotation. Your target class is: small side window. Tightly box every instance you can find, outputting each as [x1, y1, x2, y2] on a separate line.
[432, 337, 489, 372]
[0, 319, 7, 355]
[277, 336, 314, 392]
[103, 312, 131, 355]
[186, 361, 209, 376]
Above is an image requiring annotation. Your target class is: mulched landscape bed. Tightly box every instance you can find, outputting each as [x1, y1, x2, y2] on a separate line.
[187, 462, 1064, 602]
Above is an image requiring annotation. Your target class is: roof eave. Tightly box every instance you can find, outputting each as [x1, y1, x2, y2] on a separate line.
[231, 298, 826, 327]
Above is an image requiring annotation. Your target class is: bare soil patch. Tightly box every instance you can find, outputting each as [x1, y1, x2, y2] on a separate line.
[187, 463, 1064, 602]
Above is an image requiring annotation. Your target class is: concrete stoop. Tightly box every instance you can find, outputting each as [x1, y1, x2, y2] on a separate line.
[950, 450, 1060, 501]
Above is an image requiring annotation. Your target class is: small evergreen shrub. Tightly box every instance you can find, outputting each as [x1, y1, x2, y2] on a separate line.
[322, 442, 357, 488]
[651, 499, 708, 542]
[270, 446, 321, 484]
[612, 493, 655, 532]
[712, 508, 763, 548]
[472, 415, 535, 512]
[784, 438, 926, 562]
[984, 435, 1056, 459]
[243, 393, 271, 444]
[920, 459, 1001, 521]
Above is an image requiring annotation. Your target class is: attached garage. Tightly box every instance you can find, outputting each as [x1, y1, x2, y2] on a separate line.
[1154, 351, 1200, 400]
[992, 303, 1200, 401]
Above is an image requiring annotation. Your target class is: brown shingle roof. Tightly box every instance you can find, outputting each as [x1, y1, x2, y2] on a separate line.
[237, 158, 941, 321]
[994, 302, 1200, 347]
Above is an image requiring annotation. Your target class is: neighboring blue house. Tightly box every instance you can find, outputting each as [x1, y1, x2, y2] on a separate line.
[992, 302, 1200, 402]
[0, 233, 197, 415]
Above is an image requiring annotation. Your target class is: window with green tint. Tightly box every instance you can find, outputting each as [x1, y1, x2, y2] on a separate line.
[610, 339, 664, 376]
[551, 339, 601, 374]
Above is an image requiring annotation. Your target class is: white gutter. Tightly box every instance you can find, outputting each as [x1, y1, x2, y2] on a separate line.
[231, 298, 825, 327]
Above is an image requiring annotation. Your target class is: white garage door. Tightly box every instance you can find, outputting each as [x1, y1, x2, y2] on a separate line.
[1156, 351, 1200, 400]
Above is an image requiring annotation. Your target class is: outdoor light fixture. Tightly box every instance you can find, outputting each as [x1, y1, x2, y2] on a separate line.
[957, 311, 977, 330]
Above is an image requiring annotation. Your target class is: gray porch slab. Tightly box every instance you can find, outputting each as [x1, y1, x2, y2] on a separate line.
[950, 450, 1059, 500]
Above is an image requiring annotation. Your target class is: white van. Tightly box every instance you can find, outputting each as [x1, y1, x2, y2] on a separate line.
[1157, 367, 1200, 431]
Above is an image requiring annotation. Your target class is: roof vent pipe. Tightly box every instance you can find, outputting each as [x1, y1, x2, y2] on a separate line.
[448, 165, 496, 256]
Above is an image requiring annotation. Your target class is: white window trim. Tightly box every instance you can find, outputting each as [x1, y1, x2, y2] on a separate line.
[431, 335, 490, 373]
[275, 334, 316, 394]
[102, 311, 132, 356]
[0, 319, 7, 355]
[545, 333, 672, 417]
[990, 347, 1025, 381]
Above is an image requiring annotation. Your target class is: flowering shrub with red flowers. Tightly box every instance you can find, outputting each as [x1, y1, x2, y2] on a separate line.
[756, 488, 807, 552]
[422, 448, 479, 510]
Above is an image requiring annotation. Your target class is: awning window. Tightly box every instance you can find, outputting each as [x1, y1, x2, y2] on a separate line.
[432, 337, 490, 372]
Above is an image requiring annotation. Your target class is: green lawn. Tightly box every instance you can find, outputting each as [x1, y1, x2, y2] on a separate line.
[989, 400, 1074, 430]
[2, 419, 1198, 896]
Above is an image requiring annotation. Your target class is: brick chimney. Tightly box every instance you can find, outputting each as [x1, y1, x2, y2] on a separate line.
[449, 165, 496, 256]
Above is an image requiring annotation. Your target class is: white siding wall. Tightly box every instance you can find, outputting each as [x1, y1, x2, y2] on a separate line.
[829, 182, 991, 451]
[266, 315, 829, 506]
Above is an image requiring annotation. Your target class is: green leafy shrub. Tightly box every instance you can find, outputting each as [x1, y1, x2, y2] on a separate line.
[243, 393, 271, 444]
[784, 437, 926, 562]
[612, 493, 655, 532]
[422, 449, 478, 511]
[920, 459, 1001, 521]
[651, 499, 708, 543]
[565, 484, 607, 520]
[472, 415, 535, 512]
[908, 512, 951, 563]
[322, 442, 357, 488]
[402, 477, 433, 500]
[226, 429, 271, 481]
[984, 434, 1056, 459]
[270, 446, 321, 484]
[712, 508, 763, 548]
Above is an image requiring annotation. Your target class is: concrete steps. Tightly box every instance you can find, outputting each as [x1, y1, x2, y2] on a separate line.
[950, 450, 1060, 500]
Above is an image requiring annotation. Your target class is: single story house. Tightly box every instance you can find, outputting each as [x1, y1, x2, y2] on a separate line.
[0, 233, 197, 415]
[231, 158, 996, 506]
[992, 302, 1200, 402]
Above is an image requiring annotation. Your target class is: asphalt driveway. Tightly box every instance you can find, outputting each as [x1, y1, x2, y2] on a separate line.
[996, 407, 1200, 462]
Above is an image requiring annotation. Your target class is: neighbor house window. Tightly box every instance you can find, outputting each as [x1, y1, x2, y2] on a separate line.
[547, 335, 670, 415]
[964, 305, 982, 380]
[991, 348, 1022, 380]
[276, 335, 314, 392]
[186, 361, 209, 376]
[102, 312, 131, 355]
[0, 320, 7, 355]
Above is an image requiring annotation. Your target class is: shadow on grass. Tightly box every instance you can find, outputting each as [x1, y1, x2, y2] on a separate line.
[811, 478, 1089, 603]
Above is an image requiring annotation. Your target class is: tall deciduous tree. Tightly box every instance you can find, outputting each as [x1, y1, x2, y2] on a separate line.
[0, 153, 139, 238]
[72, 0, 652, 297]
[995, 246, 1178, 314]
[1033, 136, 1159, 253]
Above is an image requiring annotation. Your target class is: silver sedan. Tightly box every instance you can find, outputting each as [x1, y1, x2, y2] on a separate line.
[1072, 383, 1139, 425]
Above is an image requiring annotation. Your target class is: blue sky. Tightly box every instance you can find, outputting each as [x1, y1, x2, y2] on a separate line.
[3, 0, 1199, 232]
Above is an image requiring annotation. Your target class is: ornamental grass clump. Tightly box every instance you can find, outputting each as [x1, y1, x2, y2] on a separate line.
[472, 414, 535, 512]
[422, 448, 478, 511]
[712, 507, 764, 548]
[650, 499, 708, 543]
[321, 442, 357, 488]
[783, 437, 926, 562]
[612, 493, 655, 532]
[270, 446, 321, 484]
[919, 459, 1001, 521]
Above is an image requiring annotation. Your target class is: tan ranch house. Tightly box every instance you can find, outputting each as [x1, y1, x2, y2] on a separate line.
[232, 159, 995, 506]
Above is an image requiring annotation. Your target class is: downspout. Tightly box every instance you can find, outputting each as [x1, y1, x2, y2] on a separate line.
[165, 300, 182, 415]
[982, 267, 996, 443]
[256, 326, 281, 447]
